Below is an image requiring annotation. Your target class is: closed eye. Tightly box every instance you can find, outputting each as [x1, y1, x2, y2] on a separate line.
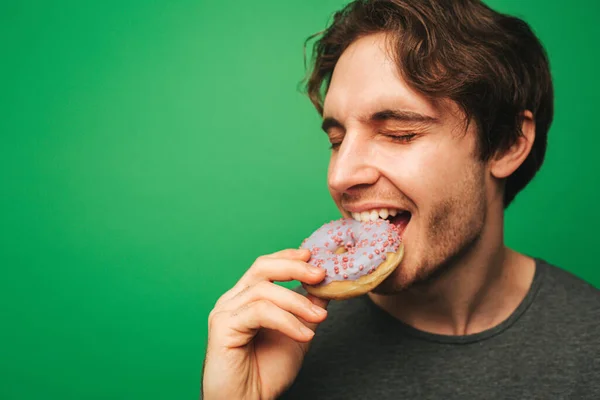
[384, 133, 417, 143]
[328, 133, 417, 150]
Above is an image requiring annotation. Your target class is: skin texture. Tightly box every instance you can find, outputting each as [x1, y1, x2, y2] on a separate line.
[202, 32, 538, 399]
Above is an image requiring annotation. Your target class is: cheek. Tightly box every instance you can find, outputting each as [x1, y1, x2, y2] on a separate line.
[380, 141, 464, 201]
[419, 143, 468, 188]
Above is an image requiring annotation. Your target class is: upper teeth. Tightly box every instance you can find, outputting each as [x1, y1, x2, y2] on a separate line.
[351, 208, 401, 222]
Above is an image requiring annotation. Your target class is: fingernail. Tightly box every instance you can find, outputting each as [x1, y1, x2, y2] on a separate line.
[309, 266, 323, 275]
[311, 304, 327, 316]
[299, 325, 314, 337]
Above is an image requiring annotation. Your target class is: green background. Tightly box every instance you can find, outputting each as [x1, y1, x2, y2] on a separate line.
[1, 1, 598, 399]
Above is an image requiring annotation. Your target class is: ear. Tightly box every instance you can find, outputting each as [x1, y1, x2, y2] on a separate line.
[490, 110, 535, 179]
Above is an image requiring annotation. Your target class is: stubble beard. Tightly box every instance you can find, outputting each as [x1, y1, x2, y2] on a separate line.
[373, 164, 488, 295]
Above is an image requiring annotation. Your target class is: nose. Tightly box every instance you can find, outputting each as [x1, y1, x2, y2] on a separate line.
[328, 130, 380, 193]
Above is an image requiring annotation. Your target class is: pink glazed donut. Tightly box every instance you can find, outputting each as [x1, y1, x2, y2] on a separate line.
[300, 218, 404, 300]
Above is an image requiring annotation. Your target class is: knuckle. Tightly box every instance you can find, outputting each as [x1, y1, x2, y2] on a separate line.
[247, 256, 270, 275]
[213, 298, 224, 308]
[207, 309, 220, 329]
[252, 299, 271, 314]
[254, 255, 268, 265]
[213, 293, 228, 309]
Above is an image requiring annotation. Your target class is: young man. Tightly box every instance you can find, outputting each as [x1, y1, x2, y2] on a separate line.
[201, 1, 600, 399]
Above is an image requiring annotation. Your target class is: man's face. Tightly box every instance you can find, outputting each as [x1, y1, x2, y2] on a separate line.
[323, 33, 490, 293]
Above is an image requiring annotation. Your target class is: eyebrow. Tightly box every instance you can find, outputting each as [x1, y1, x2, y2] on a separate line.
[321, 109, 439, 133]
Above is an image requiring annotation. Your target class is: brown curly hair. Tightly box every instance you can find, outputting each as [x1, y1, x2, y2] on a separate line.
[303, 0, 554, 208]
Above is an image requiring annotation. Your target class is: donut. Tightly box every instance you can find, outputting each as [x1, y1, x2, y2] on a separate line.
[299, 217, 404, 300]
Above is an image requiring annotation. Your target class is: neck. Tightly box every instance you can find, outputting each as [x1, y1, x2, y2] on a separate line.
[368, 208, 535, 336]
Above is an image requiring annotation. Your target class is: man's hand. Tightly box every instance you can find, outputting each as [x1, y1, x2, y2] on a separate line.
[201, 248, 329, 400]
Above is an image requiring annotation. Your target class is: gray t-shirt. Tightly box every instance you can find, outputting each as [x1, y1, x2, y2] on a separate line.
[281, 259, 600, 399]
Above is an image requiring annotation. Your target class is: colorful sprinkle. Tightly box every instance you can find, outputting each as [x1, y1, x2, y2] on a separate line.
[300, 218, 401, 286]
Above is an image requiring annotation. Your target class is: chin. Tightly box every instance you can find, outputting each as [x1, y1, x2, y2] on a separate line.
[370, 259, 417, 295]
[369, 249, 442, 295]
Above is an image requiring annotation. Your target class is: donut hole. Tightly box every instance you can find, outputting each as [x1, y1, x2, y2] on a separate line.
[334, 247, 348, 255]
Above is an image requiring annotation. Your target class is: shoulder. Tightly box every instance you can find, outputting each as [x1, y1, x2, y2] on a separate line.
[529, 259, 600, 343]
[528, 260, 600, 385]
[536, 258, 600, 312]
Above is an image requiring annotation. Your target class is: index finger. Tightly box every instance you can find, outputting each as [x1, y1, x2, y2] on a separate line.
[215, 249, 318, 308]
[242, 255, 325, 286]
[263, 248, 311, 260]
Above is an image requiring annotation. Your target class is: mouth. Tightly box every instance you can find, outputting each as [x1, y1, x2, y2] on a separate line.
[346, 207, 411, 239]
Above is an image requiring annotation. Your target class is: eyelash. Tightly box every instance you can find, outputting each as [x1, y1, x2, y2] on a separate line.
[329, 133, 417, 149]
